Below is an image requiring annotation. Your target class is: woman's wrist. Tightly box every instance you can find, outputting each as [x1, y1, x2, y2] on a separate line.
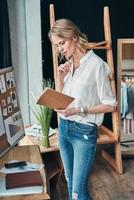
[76, 107, 89, 115]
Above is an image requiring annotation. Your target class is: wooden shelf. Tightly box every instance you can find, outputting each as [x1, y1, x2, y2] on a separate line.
[19, 133, 63, 195]
[43, 152, 62, 180]
[97, 125, 118, 144]
[0, 145, 50, 200]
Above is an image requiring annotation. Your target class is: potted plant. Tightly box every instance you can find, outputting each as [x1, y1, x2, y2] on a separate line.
[31, 79, 54, 148]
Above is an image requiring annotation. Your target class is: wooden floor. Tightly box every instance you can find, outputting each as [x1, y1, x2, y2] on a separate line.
[50, 155, 134, 200]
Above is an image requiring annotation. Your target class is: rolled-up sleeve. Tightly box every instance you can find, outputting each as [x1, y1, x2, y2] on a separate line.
[95, 62, 116, 106]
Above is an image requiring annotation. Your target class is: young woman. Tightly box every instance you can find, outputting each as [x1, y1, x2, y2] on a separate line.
[48, 19, 116, 200]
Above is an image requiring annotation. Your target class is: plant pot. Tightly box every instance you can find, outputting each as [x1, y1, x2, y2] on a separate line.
[41, 135, 50, 148]
[41, 127, 50, 148]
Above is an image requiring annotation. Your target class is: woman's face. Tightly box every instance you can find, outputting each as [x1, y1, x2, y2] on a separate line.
[51, 35, 76, 60]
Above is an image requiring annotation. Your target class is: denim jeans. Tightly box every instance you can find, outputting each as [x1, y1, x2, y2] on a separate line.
[58, 118, 97, 200]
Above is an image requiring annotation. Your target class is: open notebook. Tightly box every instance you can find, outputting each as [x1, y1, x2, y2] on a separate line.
[36, 88, 74, 109]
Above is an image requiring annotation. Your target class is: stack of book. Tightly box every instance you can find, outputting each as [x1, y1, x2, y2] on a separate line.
[0, 169, 44, 196]
[6, 170, 43, 189]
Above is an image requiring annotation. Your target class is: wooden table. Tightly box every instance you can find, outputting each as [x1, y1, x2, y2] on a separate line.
[0, 145, 50, 200]
[19, 132, 59, 153]
[19, 133, 63, 194]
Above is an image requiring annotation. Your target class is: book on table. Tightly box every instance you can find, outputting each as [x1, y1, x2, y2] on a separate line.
[6, 170, 43, 189]
[36, 87, 75, 109]
[0, 177, 43, 196]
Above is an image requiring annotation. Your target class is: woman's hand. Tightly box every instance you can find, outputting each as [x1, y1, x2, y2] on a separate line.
[55, 107, 79, 117]
[58, 60, 71, 82]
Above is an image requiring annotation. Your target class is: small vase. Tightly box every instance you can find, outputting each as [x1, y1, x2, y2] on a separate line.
[41, 127, 50, 148]
[42, 135, 50, 148]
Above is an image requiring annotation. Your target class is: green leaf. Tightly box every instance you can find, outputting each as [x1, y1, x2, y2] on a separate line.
[30, 79, 54, 137]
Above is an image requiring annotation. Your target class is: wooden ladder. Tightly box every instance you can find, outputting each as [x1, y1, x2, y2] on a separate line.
[49, 4, 123, 174]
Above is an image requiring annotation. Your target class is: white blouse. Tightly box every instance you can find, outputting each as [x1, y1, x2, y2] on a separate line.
[61, 50, 116, 126]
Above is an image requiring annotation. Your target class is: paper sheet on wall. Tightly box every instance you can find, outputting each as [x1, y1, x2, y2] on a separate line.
[0, 106, 5, 136]
[4, 111, 24, 145]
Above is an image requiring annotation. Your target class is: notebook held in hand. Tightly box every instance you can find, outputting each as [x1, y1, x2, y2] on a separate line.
[36, 87, 75, 110]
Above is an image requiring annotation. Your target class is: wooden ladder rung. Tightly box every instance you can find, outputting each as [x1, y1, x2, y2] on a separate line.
[97, 125, 118, 144]
[97, 133, 118, 144]
[87, 41, 111, 49]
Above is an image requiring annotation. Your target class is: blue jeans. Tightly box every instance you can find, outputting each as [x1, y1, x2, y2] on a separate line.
[58, 118, 97, 200]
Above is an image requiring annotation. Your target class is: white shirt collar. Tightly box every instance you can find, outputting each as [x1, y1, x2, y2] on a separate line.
[80, 50, 93, 65]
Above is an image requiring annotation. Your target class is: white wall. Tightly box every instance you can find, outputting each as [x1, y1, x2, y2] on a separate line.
[7, 0, 43, 125]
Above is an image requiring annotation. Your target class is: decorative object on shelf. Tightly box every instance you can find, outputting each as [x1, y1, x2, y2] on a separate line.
[31, 79, 54, 148]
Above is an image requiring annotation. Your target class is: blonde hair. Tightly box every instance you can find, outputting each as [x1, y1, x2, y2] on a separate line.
[48, 19, 88, 53]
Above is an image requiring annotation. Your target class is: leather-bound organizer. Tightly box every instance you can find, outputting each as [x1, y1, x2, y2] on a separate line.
[36, 87, 75, 109]
[6, 171, 43, 189]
